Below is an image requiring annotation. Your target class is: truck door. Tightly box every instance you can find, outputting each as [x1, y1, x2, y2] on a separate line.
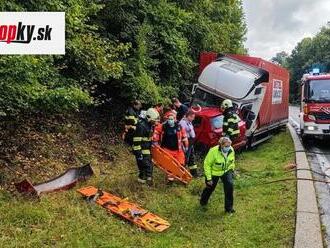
[240, 103, 255, 129]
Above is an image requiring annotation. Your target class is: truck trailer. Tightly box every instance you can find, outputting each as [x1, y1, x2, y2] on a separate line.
[191, 52, 290, 149]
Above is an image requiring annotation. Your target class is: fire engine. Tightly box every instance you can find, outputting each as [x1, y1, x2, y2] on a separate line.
[300, 69, 330, 140]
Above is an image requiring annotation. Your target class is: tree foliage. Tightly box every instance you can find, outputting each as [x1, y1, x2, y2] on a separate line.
[287, 26, 330, 102]
[271, 51, 289, 67]
[0, 0, 246, 117]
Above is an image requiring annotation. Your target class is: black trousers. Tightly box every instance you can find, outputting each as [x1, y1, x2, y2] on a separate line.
[135, 154, 153, 179]
[200, 170, 234, 211]
[186, 141, 195, 168]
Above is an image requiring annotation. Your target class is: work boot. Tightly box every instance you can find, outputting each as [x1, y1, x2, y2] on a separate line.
[200, 198, 208, 207]
[137, 177, 146, 184]
[225, 209, 236, 214]
[146, 177, 153, 186]
[200, 204, 208, 212]
[190, 169, 198, 178]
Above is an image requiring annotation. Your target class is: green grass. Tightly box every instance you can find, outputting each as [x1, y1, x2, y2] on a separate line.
[0, 131, 296, 248]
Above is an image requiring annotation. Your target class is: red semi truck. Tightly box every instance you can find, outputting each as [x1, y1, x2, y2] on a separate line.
[299, 73, 330, 140]
[191, 52, 290, 149]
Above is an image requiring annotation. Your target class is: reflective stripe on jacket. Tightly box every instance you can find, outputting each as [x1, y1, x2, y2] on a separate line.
[133, 119, 152, 156]
[204, 145, 235, 180]
[223, 110, 241, 138]
[125, 107, 139, 126]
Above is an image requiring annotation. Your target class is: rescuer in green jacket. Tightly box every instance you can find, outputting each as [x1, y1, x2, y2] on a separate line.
[200, 137, 236, 213]
[221, 99, 241, 141]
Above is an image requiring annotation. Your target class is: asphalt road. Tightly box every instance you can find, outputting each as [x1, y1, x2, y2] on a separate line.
[289, 105, 330, 247]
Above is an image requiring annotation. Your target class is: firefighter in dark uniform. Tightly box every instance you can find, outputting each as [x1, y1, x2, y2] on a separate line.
[133, 108, 160, 185]
[221, 99, 241, 141]
[123, 100, 142, 145]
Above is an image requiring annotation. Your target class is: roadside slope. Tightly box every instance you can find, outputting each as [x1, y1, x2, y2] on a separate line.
[0, 117, 296, 247]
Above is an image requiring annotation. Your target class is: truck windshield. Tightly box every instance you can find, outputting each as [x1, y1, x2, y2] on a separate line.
[307, 79, 330, 102]
[192, 88, 224, 107]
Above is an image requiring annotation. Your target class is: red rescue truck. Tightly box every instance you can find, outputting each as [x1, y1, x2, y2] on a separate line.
[299, 73, 330, 140]
[191, 52, 290, 149]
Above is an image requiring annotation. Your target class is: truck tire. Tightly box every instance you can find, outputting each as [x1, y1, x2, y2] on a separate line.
[246, 135, 256, 150]
[301, 134, 310, 144]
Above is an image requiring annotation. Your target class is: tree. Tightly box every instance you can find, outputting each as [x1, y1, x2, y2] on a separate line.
[286, 26, 330, 102]
[271, 51, 289, 66]
[0, 0, 247, 117]
[98, 0, 247, 104]
[0, 0, 129, 116]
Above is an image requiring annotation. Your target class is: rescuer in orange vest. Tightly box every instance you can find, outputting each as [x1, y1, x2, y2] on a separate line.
[153, 113, 188, 182]
[162, 106, 177, 122]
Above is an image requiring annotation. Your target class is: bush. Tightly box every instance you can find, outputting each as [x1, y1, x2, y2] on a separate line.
[0, 0, 246, 116]
[36, 87, 92, 113]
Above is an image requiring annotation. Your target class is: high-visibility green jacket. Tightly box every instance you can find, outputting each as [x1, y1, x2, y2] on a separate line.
[223, 108, 241, 139]
[204, 145, 235, 180]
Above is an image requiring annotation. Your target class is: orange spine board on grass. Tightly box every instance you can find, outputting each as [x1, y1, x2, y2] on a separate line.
[77, 186, 170, 233]
[151, 145, 192, 184]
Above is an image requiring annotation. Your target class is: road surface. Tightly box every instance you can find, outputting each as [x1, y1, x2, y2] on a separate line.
[289, 106, 330, 247]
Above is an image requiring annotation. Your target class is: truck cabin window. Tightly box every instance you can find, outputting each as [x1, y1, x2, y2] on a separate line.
[192, 88, 224, 107]
[306, 79, 330, 102]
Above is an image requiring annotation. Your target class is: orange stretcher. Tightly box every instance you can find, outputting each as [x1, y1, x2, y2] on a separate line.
[151, 145, 192, 184]
[77, 186, 170, 232]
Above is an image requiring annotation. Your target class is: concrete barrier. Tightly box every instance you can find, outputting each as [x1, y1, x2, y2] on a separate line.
[288, 124, 323, 248]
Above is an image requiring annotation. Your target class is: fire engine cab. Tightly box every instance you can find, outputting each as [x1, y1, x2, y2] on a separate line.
[300, 70, 330, 140]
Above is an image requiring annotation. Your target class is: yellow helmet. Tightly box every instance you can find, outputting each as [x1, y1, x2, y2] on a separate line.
[221, 99, 233, 109]
[146, 108, 160, 122]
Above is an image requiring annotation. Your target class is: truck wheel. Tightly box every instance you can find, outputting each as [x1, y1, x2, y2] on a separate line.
[245, 136, 256, 150]
[301, 134, 309, 144]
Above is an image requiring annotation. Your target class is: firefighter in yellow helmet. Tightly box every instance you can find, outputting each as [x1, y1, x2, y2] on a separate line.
[221, 99, 241, 141]
[133, 108, 160, 185]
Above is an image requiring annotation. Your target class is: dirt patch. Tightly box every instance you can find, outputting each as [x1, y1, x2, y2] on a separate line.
[0, 111, 125, 192]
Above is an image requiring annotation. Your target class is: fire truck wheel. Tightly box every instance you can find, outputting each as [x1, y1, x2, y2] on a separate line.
[301, 134, 311, 144]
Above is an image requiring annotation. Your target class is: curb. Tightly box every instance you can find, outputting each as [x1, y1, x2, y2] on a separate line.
[287, 124, 323, 248]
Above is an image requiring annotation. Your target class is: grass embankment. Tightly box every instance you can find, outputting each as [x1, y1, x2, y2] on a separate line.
[0, 117, 296, 248]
